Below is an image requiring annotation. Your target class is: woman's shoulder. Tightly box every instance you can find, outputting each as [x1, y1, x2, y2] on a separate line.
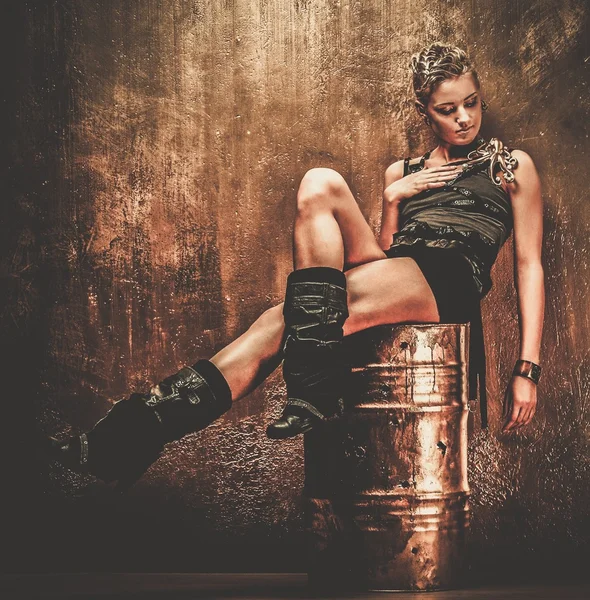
[500, 146, 543, 225]
[509, 148, 536, 169]
[385, 152, 428, 183]
[384, 159, 405, 185]
[500, 147, 540, 193]
[471, 138, 537, 193]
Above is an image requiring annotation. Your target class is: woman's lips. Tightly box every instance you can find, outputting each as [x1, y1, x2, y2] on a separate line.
[457, 126, 473, 134]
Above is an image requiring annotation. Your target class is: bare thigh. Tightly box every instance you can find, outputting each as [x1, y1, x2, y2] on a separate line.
[343, 256, 440, 335]
[297, 168, 387, 269]
[212, 256, 439, 400]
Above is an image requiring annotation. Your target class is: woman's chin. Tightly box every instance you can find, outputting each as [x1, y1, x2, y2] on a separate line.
[454, 130, 476, 144]
[437, 126, 482, 148]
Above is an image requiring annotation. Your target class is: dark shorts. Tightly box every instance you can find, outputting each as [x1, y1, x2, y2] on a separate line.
[385, 245, 480, 323]
[385, 244, 488, 427]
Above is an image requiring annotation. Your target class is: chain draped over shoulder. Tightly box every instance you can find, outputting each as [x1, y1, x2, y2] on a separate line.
[463, 137, 518, 186]
[404, 136, 518, 185]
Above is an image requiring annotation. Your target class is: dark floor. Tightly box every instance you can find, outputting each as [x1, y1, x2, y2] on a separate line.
[1, 574, 589, 600]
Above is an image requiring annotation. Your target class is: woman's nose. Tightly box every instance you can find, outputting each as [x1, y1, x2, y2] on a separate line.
[456, 106, 470, 124]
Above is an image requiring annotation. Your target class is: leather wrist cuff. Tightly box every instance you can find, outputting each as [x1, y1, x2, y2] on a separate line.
[512, 359, 541, 384]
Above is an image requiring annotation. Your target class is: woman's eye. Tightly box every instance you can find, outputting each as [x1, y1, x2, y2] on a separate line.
[439, 99, 478, 115]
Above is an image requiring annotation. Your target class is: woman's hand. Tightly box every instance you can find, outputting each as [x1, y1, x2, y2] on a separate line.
[383, 164, 463, 203]
[501, 375, 538, 432]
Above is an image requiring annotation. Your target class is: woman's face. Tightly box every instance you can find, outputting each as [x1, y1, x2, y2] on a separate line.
[420, 72, 483, 145]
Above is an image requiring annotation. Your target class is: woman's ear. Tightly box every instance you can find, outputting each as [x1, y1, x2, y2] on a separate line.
[415, 101, 430, 125]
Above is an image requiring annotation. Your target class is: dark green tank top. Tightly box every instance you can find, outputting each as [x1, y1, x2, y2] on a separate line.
[387, 146, 514, 298]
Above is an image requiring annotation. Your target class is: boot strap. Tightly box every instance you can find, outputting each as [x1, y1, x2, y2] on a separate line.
[281, 334, 344, 358]
[146, 366, 210, 407]
[145, 363, 232, 443]
[287, 396, 345, 421]
[287, 398, 329, 421]
[283, 282, 349, 318]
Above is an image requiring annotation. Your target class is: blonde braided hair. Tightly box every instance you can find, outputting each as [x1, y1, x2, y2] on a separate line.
[411, 42, 481, 107]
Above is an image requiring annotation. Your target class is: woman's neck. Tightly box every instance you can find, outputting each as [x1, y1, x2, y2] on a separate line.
[431, 135, 485, 163]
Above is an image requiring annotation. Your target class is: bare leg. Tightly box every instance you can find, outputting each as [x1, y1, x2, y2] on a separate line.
[48, 169, 440, 480]
[211, 167, 440, 404]
[210, 256, 439, 403]
[210, 304, 286, 402]
[293, 167, 388, 270]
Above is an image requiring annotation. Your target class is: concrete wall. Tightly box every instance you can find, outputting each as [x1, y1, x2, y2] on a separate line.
[3, 0, 589, 580]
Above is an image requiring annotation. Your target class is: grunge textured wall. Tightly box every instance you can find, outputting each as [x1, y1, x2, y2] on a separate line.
[3, 0, 589, 580]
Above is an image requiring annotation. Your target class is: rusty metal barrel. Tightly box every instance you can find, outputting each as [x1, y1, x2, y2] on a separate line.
[304, 323, 471, 593]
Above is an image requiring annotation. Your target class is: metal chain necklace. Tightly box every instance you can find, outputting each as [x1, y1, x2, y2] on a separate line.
[462, 137, 519, 186]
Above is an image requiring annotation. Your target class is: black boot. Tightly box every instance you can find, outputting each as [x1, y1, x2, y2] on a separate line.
[48, 359, 232, 486]
[266, 266, 350, 439]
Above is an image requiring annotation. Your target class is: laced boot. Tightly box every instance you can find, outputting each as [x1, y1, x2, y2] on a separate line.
[266, 266, 350, 439]
[48, 359, 232, 487]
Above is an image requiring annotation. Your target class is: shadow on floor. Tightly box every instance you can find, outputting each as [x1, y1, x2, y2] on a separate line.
[1, 573, 590, 600]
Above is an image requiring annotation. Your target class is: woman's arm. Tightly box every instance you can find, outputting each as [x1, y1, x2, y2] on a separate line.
[378, 160, 405, 251]
[502, 149, 545, 432]
[378, 160, 462, 250]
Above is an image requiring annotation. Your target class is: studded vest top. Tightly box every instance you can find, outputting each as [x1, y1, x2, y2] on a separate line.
[387, 146, 514, 298]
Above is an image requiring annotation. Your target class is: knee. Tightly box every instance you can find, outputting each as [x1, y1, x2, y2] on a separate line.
[296, 168, 348, 214]
[251, 303, 284, 332]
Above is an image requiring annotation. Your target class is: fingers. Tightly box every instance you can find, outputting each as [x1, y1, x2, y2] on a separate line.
[513, 406, 528, 429]
[519, 408, 532, 428]
[503, 403, 537, 431]
[421, 169, 461, 181]
[503, 405, 524, 433]
[503, 395, 536, 432]
[408, 164, 465, 193]
[424, 165, 464, 173]
[421, 166, 462, 189]
[501, 397, 512, 430]
[502, 388, 517, 432]
[518, 403, 536, 428]
[502, 390, 510, 421]
[425, 174, 461, 183]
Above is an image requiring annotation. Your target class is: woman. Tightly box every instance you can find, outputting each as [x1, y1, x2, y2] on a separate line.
[50, 42, 544, 488]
